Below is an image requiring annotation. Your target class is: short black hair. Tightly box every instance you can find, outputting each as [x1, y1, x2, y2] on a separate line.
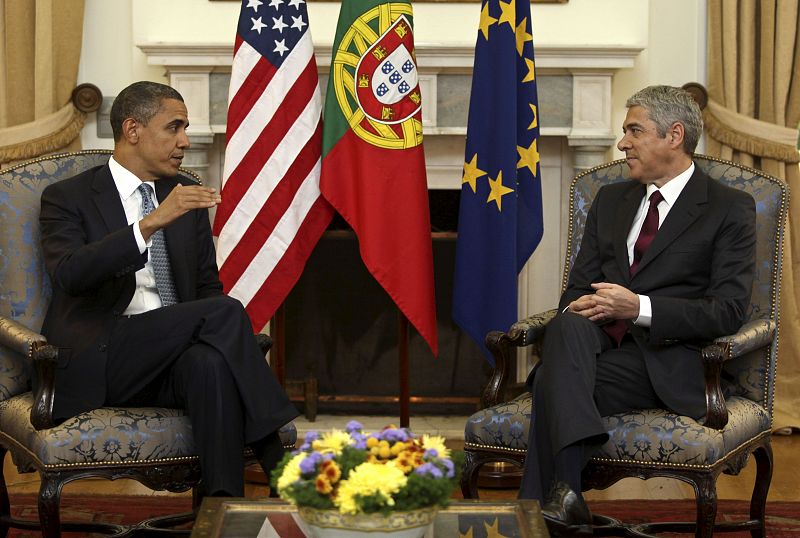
[110, 81, 184, 141]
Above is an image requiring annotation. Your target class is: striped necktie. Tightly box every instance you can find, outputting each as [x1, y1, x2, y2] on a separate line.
[138, 183, 179, 306]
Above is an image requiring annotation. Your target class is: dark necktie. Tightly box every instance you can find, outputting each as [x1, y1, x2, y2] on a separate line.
[138, 184, 179, 306]
[603, 190, 664, 346]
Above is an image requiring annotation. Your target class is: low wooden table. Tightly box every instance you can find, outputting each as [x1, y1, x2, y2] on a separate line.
[191, 498, 549, 537]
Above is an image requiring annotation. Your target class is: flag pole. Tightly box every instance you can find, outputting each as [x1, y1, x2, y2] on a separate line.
[398, 310, 410, 427]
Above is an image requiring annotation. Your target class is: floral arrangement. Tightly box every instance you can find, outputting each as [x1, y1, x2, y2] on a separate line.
[272, 421, 462, 515]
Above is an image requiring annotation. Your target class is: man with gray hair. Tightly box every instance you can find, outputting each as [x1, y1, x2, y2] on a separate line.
[519, 85, 756, 535]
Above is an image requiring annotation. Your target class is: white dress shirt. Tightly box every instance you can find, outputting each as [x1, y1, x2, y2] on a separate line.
[108, 156, 164, 315]
[627, 162, 695, 326]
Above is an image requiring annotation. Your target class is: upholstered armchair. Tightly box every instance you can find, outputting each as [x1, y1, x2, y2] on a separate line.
[461, 155, 787, 537]
[0, 150, 297, 537]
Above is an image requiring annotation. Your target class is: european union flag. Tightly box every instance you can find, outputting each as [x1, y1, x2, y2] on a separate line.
[452, 0, 543, 364]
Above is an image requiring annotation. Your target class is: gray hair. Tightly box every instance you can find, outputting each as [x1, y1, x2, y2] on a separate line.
[110, 81, 184, 141]
[626, 85, 703, 154]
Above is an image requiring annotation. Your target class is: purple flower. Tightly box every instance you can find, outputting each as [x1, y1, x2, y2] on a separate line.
[345, 420, 363, 433]
[299, 453, 322, 474]
[441, 458, 455, 478]
[424, 448, 439, 459]
[414, 463, 443, 478]
[379, 428, 410, 442]
[299, 431, 319, 451]
[351, 432, 368, 450]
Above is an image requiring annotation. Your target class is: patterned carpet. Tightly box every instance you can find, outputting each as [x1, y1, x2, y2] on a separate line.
[588, 499, 800, 537]
[4, 495, 799, 537]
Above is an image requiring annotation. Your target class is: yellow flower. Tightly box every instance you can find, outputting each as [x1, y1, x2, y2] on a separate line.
[276, 453, 305, 493]
[334, 462, 407, 515]
[393, 454, 414, 473]
[366, 437, 379, 449]
[421, 434, 451, 459]
[311, 429, 352, 455]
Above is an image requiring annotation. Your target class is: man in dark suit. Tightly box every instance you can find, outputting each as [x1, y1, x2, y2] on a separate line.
[38, 81, 298, 497]
[518, 85, 756, 534]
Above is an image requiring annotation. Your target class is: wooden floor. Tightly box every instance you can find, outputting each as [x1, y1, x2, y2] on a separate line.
[4, 431, 798, 502]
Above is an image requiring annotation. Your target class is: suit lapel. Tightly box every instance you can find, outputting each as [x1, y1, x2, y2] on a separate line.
[92, 165, 129, 233]
[632, 168, 708, 277]
[613, 183, 646, 282]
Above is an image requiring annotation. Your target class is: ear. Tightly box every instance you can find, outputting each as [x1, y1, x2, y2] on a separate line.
[121, 118, 139, 144]
[666, 121, 685, 150]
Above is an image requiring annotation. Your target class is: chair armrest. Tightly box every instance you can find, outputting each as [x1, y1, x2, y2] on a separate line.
[701, 319, 776, 431]
[482, 309, 558, 408]
[0, 316, 58, 430]
[507, 309, 559, 347]
[713, 319, 775, 358]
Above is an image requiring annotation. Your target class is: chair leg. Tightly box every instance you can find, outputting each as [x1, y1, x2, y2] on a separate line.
[0, 447, 10, 538]
[748, 441, 773, 538]
[38, 473, 65, 538]
[692, 475, 718, 538]
[460, 450, 481, 499]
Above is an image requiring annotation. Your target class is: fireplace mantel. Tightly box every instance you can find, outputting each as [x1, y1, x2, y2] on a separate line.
[137, 41, 642, 376]
[138, 42, 642, 187]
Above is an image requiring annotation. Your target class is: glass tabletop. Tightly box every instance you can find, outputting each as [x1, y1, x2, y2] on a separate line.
[191, 499, 549, 537]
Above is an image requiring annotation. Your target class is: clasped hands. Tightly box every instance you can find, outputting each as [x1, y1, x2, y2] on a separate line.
[139, 184, 221, 241]
[567, 283, 640, 323]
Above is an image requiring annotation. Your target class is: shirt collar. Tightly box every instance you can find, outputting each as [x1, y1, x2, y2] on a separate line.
[646, 162, 695, 207]
[108, 156, 155, 200]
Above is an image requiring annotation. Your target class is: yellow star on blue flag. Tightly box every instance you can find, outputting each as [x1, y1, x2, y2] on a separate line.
[453, 0, 543, 364]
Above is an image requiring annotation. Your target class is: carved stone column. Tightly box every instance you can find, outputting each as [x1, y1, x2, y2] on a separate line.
[167, 69, 215, 183]
[566, 73, 618, 175]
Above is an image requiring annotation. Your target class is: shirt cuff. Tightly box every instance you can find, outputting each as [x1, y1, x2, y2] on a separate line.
[134, 221, 151, 253]
[634, 294, 652, 327]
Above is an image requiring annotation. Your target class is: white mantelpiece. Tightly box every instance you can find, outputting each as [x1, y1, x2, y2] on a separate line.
[138, 42, 641, 378]
[138, 42, 641, 183]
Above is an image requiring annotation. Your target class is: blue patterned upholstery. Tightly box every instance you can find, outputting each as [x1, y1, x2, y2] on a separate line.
[463, 154, 785, 538]
[464, 156, 785, 471]
[465, 393, 769, 467]
[0, 150, 296, 472]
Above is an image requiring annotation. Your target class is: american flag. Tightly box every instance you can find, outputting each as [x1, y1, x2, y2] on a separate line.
[213, 0, 334, 331]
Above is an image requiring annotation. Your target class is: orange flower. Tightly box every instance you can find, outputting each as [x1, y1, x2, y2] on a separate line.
[315, 475, 333, 494]
[321, 460, 341, 483]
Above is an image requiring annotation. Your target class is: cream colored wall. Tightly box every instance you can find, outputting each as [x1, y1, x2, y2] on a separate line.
[78, 0, 706, 155]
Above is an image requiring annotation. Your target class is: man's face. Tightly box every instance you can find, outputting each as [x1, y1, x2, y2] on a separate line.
[617, 105, 675, 184]
[133, 98, 190, 179]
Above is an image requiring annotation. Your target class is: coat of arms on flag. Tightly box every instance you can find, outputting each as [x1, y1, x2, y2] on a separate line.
[354, 15, 421, 125]
[326, 3, 424, 151]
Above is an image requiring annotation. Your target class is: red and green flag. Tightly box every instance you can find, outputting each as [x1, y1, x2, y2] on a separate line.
[319, 0, 438, 356]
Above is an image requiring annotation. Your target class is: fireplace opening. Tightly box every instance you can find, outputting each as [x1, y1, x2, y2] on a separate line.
[283, 189, 493, 416]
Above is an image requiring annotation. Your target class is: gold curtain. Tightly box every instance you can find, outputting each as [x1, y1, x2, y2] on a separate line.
[0, 0, 86, 166]
[707, 0, 800, 431]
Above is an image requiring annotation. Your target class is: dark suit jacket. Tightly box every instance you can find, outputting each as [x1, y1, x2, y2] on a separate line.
[38, 164, 222, 419]
[560, 166, 756, 418]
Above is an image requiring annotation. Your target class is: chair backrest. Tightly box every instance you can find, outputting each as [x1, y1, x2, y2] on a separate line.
[562, 155, 788, 413]
[0, 150, 199, 402]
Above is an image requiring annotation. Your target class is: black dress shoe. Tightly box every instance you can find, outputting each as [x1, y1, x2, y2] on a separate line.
[541, 481, 592, 536]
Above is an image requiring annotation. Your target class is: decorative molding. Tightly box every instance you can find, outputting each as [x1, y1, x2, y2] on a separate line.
[138, 42, 642, 72]
[137, 41, 641, 186]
